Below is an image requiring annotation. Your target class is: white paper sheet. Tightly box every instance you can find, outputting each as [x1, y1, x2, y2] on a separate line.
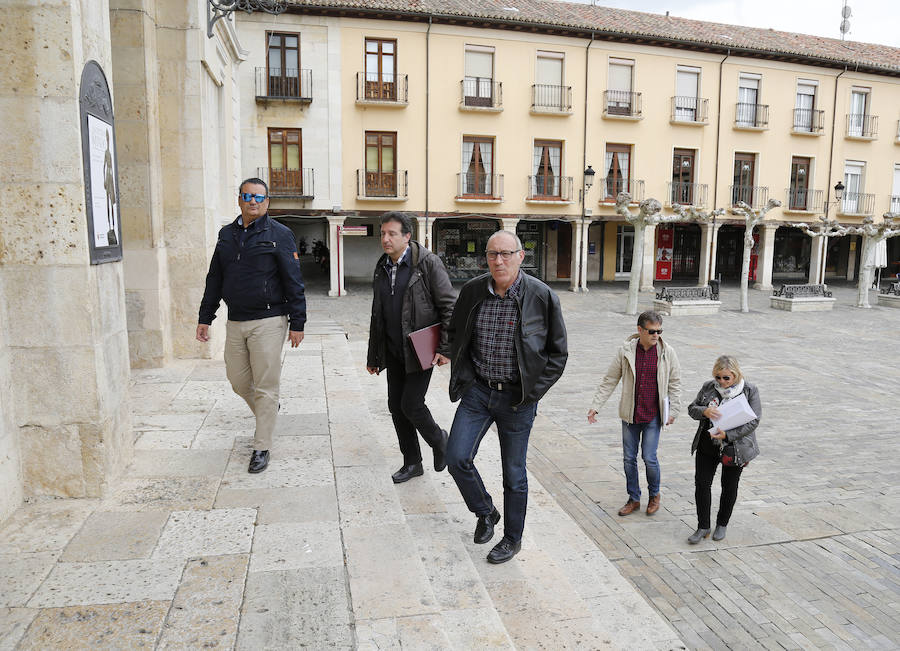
[708, 393, 756, 433]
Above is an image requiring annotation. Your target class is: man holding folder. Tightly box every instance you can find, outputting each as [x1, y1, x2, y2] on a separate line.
[367, 212, 456, 483]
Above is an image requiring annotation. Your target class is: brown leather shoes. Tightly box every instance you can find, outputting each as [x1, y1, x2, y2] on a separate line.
[618, 499, 640, 516]
[646, 494, 660, 515]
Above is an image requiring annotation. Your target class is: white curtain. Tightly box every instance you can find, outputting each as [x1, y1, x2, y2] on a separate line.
[616, 152, 629, 187]
[481, 142, 492, 193]
[604, 151, 615, 196]
[462, 141, 475, 193]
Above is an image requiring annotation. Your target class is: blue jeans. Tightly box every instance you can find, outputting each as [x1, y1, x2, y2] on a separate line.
[446, 382, 538, 543]
[621, 416, 661, 502]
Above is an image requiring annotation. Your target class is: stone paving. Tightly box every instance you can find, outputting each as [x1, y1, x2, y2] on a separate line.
[1, 276, 898, 650]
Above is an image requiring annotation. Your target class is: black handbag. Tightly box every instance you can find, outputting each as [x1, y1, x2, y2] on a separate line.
[720, 441, 743, 467]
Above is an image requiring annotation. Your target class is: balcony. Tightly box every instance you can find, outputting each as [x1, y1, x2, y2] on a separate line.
[734, 103, 769, 130]
[460, 78, 502, 111]
[896, 120, 900, 143]
[598, 178, 645, 203]
[783, 188, 823, 213]
[890, 195, 900, 213]
[356, 170, 408, 201]
[530, 84, 573, 115]
[603, 91, 642, 120]
[730, 185, 769, 209]
[792, 108, 825, 135]
[257, 167, 313, 199]
[670, 96, 709, 125]
[838, 192, 875, 216]
[254, 68, 312, 103]
[525, 175, 573, 203]
[846, 113, 878, 140]
[667, 182, 708, 207]
[456, 172, 503, 202]
[355, 72, 408, 106]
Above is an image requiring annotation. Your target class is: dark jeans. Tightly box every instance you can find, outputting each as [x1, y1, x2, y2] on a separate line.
[446, 382, 538, 543]
[695, 449, 744, 529]
[385, 352, 443, 466]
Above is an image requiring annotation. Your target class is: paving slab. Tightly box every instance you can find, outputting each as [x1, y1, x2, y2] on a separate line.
[0, 500, 97, 554]
[213, 486, 338, 524]
[134, 430, 196, 450]
[335, 466, 406, 527]
[99, 476, 220, 512]
[130, 449, 229, 478]
[0, 552, 59, 608]
[0, 608, 38, 650]
[60, 510, 169, 562]
[248, 521, 344, 573]
[152, 508, 256, 559]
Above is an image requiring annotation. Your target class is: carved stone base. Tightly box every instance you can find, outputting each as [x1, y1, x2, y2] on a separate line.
[877, 293, 900, 309]
[653, 299, 721, 316]
[770, 296, 836, 311]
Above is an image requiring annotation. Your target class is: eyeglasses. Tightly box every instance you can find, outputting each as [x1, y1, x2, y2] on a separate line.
[240, 192, 268, 203]
[485, 249, 521, 260]
[715, 375, 733, 381]
[643, 329, 662, 335]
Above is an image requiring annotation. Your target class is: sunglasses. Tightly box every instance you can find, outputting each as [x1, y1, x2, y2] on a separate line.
[643, 328, 662, 335]
[715, 375, 733, 381]
[240, 192, 268, 203]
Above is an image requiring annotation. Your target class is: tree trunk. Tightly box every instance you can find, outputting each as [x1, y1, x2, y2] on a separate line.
[740, 230, 753, 313]
[626, 222, 645, 315]
[856, 235, 873, 309]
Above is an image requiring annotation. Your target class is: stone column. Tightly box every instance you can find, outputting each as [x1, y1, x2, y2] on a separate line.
[328, 217, 346, 296]
[415, 216, 436, 250]
[579, 218, 591, 292]
[846, 235, 857, 281]
[0, 1, 132, 501]
[640, 223, 657, 291]
[809, 235, 827, 284]
[698, 222, 715, 286]
[111, 0, 173, 368]
[753, 223, 779, 290]
[500, 217, 520, 234]
[568, 218, 582, 292]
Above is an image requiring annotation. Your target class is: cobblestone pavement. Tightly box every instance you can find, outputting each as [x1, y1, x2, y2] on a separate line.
[316, 276, 900, 650]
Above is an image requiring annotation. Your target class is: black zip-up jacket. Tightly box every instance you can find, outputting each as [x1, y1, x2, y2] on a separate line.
[448, 272, 568, 406]
[367, 241, 456, 373]
[198, 214, 306, 329]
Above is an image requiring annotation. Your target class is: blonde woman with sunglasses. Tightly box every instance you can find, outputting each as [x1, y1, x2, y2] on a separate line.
[686, 356, 761, 544]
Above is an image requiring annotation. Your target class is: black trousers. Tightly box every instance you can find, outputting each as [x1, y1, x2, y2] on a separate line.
[694, 449, 744, 529]
[385, 352, 443, 466]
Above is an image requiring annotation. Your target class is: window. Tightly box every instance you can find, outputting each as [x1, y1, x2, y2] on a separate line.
[795, 80, 817, 131]
[532, 140, 562, 197]
[675, 66, 700, 121]
[607, 58, 634, 115]
[849, 88, 869, 136]
[464, 46, 494, 107]
[268, 128, 302, 193]
[364, 38, 396, 100]
[732, 153, 756, 205]
[671, 149, 695, 204]
[535, 51, 565, 109]
[365, 131, 397, 196]
[267, 32, 300, 97]
[462, 136, 494, 195]
[892, 165, 900, 213]
[789, 157, 811, 210]
[616, 225, 634, 275]
[737, 74, 760, 126]
[604, 144, 631, 200]
[843, 161, 865, 213]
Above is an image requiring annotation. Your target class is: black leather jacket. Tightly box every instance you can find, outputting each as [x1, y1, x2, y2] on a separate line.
[198, 214, 306, 329]
[448, 272, 567, 406]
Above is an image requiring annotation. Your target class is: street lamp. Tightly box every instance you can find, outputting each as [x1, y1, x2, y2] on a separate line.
[579, 165, 595, 204]
[207, 0, 287, 38]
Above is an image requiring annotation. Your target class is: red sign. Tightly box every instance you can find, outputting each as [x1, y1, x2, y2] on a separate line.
[655, 226, 674, 281]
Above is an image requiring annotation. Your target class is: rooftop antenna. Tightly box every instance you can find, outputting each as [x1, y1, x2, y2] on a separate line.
[839, 1, 851, 40]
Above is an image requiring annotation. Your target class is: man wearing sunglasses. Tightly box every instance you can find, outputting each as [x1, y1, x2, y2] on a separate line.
[445, 230, 568, 564]
[587, 310, 681, 517]
[197, 178, 306, 474]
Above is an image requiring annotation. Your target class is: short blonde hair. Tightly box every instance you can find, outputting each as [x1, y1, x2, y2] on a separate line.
[712, 355, 743, 382]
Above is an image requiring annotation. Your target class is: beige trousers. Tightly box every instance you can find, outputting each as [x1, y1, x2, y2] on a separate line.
[224, 315, 288, 450]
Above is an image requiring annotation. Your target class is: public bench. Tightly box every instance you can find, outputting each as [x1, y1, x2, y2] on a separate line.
[877, 280, 900, 308]
[653, 285, 721, 316]
[770, 283, 835, 311]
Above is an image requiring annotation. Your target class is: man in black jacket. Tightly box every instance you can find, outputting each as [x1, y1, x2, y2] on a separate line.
[366, 212, 456, 484]
[445, 230, 567, 564]
[196, 178, 306, 474]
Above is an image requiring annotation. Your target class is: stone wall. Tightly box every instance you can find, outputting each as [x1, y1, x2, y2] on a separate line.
[0, 289, 21, 522]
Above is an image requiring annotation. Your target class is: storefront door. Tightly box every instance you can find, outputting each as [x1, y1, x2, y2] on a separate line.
[556, 221, 571, 278]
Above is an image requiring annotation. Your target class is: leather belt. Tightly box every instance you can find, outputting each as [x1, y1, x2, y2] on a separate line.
[477, 376, 521, 392]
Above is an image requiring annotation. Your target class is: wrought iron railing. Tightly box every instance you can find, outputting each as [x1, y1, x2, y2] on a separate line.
[734, 103, 769, 128]
[599, 178, 644, 202]
[839, 192, 875, 215]
[461, 78, 502, 108]
[526, 175, 573, 201]
[667, 182, 708, 207]
[670, 96, 709, 123]
[356, 169, 408, 199]
[604, 90, 642, 118]
[257, 167, 314, 198]
[531, 84, 572, 112]
[730, 185, 769, 209]
[846, 113, 878, 138]
[792, 108, 824, 133]
[356, 72, 408, 103]
[784, 188, 823, 212]
[457, 172, 503, 199]
[891, 195, 900, 213]
[254, 67, 312, 101]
